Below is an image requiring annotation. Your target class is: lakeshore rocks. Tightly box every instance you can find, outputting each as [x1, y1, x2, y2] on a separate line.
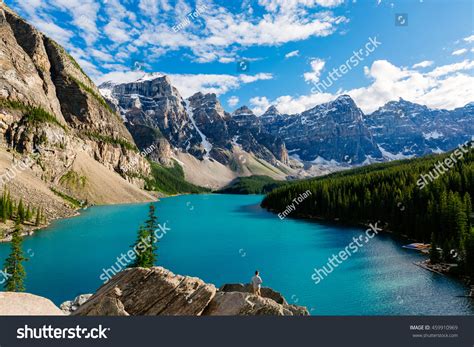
[71, 267, 309, 316]
[0, 292, 63, 315]
[202, 291, 309, 316]
[60, 293, 93, 315]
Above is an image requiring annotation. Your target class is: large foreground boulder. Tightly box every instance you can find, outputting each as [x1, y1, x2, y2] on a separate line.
[72, 266, 309, 316]
[73, 267, 217, 316]
[0, 292, 64, 315]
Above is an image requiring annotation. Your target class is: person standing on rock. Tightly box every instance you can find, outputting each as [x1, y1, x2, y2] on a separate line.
[251, 270, 263, 296]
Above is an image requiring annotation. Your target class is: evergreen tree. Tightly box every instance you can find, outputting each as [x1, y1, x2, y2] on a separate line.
[35, 208, 41, 226]
[129, 225, 150, 268]
[3, 221, 28, 292]
[129, 204, 158, 268]
[25, 205, 32, 222]
[17, 198, 25, 223]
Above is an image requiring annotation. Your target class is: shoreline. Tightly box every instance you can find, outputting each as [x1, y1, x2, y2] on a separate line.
[0, 190, 168, 243]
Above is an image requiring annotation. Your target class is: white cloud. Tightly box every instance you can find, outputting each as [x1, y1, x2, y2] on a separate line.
[251, 93, 334, 115]
[104, 19, 132, 44]
[95, 71, 274, 99]
[170, 73, 273, 98]
[428, 59, 474, 77]
[258, 0, 344, 12]
[239, 73, 273, 83]
[131, 1, 347, 63]
[11, 0, 347, 72]
[463, 34, 474, 43]
[48, 0, 100, 45]
[227, 96, 240, 107]
[219, 57, 235, 63]
[90, 49, 114, 63]
[304, 58, 326, 83]
[412, 60, 433, 69]
[347, 60, 474, 112]
[452, 48, 468, 56]
[285, 50, 300, 59]
[251, 59, 474, 115]
[249, 96, 271, 115]
[31, 20, 75, 47]
[139, 0, 172, 18]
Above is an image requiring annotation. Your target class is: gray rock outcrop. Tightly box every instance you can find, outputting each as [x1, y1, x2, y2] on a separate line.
[60, 293, 93, 315]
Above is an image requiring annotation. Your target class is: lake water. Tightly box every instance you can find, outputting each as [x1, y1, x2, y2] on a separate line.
[0, 194, 472, 315]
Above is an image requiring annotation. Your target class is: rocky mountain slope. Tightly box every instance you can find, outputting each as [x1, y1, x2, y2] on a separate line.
[261, 95, 383, 165]
[365, 98, 474, 159]
[100, 77, 296, 188]
[263, 96, 472, 165]
[0, 3, 154, 236]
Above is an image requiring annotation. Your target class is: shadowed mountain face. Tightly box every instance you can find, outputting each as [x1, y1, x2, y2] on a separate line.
[365, 98, 474, 158]
[260, 95, 383, 164]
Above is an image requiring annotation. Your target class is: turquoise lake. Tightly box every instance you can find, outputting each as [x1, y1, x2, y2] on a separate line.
[0, 194, 473, 315]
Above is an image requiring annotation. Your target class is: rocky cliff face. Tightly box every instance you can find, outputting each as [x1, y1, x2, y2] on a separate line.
[0, 3, 153, 227]
[71, 266, 309, 316]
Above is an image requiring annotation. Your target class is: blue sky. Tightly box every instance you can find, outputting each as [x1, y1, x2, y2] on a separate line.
[7, 0, 474, 114]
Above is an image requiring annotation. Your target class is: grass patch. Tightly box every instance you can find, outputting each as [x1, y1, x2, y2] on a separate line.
[145, 160, 210, 195]
[50, 187, 83, 208]
[0, 99, 67, 131]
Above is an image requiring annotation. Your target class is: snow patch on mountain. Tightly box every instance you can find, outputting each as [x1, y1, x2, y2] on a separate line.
[184, 100, 212, 158]
[423, 130, 443, 140]
[378, 145, 415, 160]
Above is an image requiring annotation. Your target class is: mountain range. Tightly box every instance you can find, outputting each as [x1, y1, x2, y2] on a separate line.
[100, 75, 473, 186]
